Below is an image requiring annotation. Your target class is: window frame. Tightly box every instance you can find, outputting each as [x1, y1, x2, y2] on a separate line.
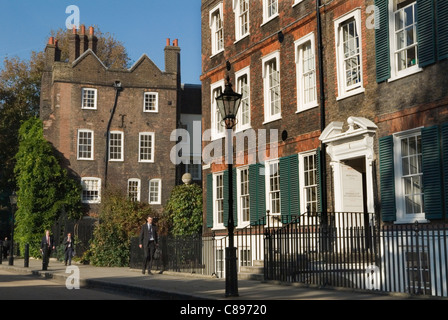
[210, 3, 224, 57]
[148, 179, 162, 205]
[334, 9, 365, 100]
[295, 33, 318, 112]
[235, 66, 251, 132]
[109, 131, 124, 162]
[143, 92, 159, 113]
[77, 129, 94, 160]
[262, 51, 281, 124]
[128, 178, 141, 202]
[81, 88, 98, 110]
[262, 0, 279, 25]
[299, 151, 318, 214]
[186, 163, 202, 180]
[210, 80, 226, 140]
[81, 177, 101, 204]
[388, 0, 422, 81]
[265, 159, 281, 216]
[139, 132, 155, 163]
[213, 172, 225, 229]
[393, 128, 427, 223]
[233, 0, 250, 42]
[237, 166, 250, 228]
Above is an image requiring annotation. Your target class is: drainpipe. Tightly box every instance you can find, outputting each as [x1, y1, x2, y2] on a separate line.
[105, 81, 123, 187]
[316, 0, 328, 215]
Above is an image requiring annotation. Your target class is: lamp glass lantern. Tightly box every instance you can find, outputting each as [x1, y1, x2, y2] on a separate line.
[215, 77, 242, 129]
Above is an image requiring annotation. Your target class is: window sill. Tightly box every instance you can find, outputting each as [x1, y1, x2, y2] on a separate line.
[388, 67, 423, 83]
[336, 87, 365, 101]
[394, 218, 429, 225]
[234, 34, 250, 44]
[261, 14, 279, 27]
[234, 125, 252, 134]
[296, 102, 318, 113]
[263, 115, 282, 125]
[210, 49, 224, 59]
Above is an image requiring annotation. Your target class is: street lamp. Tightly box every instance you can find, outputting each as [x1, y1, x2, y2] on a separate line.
[9, 191, 17, 266]
[215, 75, 242, 297]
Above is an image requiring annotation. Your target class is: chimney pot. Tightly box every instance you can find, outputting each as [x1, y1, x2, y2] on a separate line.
[89, 26, 94, 36]
[48, 37, 55, 45]
[81, 25, 86, 35]
[72, 26, 77, 34]
[166, 38, 170, 46]
[174, 39, 178, 47]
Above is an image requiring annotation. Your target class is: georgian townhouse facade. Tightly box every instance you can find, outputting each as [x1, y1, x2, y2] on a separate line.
[201, 0, 448, 238]
[40, 26, 200, 217]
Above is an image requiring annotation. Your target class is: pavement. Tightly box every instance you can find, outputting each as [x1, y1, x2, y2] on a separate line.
[0, 256, 440, 301]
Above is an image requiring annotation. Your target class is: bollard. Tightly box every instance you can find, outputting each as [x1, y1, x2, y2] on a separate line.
[0, 241, 2, 264]
[24, 244, 29, 268]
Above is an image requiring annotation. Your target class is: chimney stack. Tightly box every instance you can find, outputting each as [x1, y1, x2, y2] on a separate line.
[165, 38, 180, 74]
[68, 25, 98, 62]
[45, 36, 61, 66]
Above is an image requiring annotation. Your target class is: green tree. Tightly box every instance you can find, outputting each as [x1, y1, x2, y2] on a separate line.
[14, 117, 82, 257]
[164, 183, 203, 236]
[87, 188, 155, 267]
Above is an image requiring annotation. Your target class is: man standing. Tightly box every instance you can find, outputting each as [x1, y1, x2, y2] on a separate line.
[64, 232, 75, 266]
[40, 230, 55, 270]
[139, 216, 158, 275]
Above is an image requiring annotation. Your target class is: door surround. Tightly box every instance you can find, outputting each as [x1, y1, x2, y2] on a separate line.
[319, 117, 378, 213]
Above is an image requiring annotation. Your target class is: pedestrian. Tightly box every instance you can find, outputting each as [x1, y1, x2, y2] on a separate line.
[139, 216, 158, 275]
[2, 237, 9, 259]
[63, 232, 75, 266]
[40, 230, 55, 270]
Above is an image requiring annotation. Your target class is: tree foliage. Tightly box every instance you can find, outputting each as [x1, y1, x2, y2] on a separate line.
[164, 183, 203, 236]
[87, 188, 156, 267]
[14, 117, 83, 257]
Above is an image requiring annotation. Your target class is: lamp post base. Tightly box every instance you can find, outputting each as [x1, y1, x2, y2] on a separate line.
[225, 246, 239, 297]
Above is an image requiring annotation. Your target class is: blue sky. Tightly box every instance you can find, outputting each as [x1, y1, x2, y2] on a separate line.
[0, 0, 202, 84]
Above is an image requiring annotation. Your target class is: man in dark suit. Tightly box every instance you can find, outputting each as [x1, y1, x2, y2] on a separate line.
[139, 216, 158, 275]
[40, 230, 55, 270]
[63, 232, 75, 266]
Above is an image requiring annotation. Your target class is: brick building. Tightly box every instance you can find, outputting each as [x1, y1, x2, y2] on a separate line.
[40, 26, 201, 218]
[201, 0, 448, 239]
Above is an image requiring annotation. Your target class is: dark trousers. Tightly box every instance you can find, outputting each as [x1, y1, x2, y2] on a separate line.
[143, 241, 156, 272]
[42, 247, 51, 270]
[65, 248, 73, 265]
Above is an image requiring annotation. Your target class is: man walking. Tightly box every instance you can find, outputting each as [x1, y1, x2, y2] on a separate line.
[64, 232, 75, 266]
[40, 230, 55, 270]
[139, 216, 158, 275]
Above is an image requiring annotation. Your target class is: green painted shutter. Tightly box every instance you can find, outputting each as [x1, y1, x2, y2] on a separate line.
[257, 163, 266, 223]
[417, 0, 436, 67]
[375, 0, 390, 83]
[249, 163, 266, 225]
[279, 155, 300, 218]
[206, 174, 213, 228]
[379, 136, 396, 221]
[436, 0, 448, 60]
[421, 126, 443, 220]
[249, 164, 258, 224]
[441, 123, 448, 218]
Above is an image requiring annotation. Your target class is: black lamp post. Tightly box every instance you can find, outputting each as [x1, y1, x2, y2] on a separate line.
[215, 75, 242, 297]
[9, 191, 17, 266]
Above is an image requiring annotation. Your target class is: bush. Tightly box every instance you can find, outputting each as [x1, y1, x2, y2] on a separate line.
[164, 183, 203, 236]
[86, 187, 155, 267]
